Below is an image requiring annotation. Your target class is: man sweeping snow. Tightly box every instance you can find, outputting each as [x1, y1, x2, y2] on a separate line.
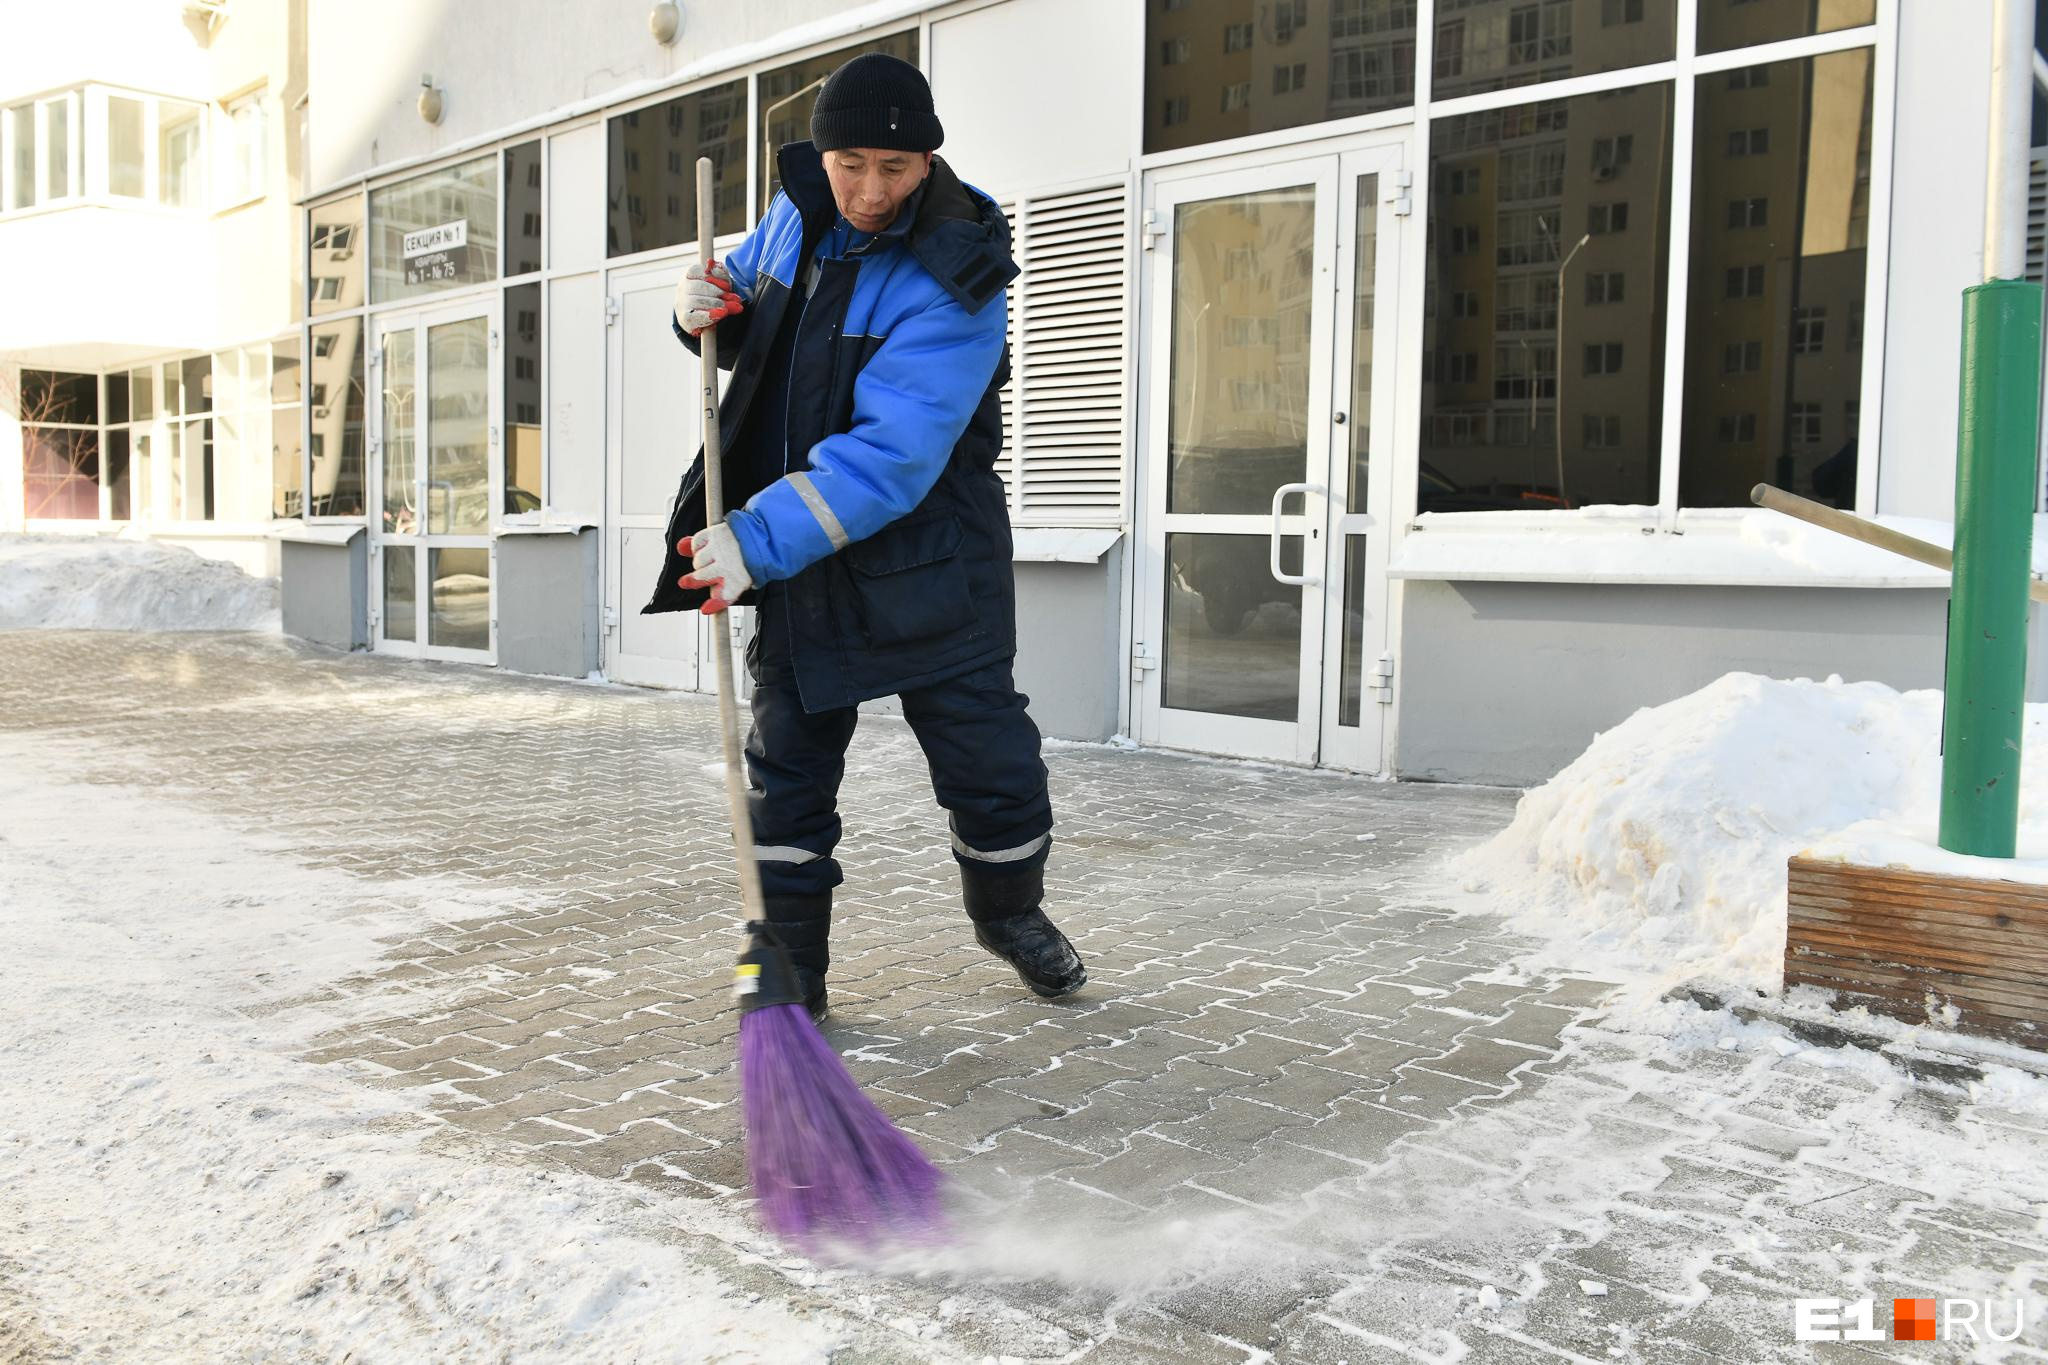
[643, 53, 1086, 1023]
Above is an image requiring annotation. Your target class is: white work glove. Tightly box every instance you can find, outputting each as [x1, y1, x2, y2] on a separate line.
[676, 521, 754, 614]
[674, 259, 745, 337]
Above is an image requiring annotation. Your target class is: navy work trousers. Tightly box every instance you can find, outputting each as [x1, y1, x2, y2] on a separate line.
[741, 585, 1053, 902]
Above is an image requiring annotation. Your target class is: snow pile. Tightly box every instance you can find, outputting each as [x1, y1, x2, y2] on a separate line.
[0, 533, 279, 631]
[1451, 672, 2048, 992]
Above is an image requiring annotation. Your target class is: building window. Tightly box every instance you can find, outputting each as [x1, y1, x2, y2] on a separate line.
[1587, 201, 1629, 234]
[1224, 22, 1254, 52]
[611, 79, 748, 254]
[757, 33, 913, 214]
[1162, 96, 1190, 127]
[1221, 81, 1252, 112]
[223, 89, 267, 205]
[1701, 0, 1874, 54]
[1445, 351, 1481, 384]
[369, 154, 499, 302]
[1727, 127, 1770, 157]
[1422, 83, 1674, 512]
[1592, 134, 1633, 170]
[1683, 49, 1874, 509]
[1451, 289, 1481, 319]
[1161, 38, 1190, 66]
[1727, 66, 1770, 89]
[1727, 196, 1768, 228]
[1583, 342, 1624, 376]
[1790, 400, 1823, 446]
[1602, 0, 1645, 25]
[1724, 264, 1765, 298]
[160, 102, 203, 208]
[503, 140, 543, 276]
[1435, 0, 1669, 100]
[503, 280, 542, 516]
[1792, 305, 1827, 353]
[1722, 339, 1762, 373]
[1717, 412, 1758, 443]
[1274, 63, 1308, 95]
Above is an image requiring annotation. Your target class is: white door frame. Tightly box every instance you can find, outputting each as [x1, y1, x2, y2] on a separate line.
[1133, 130, 1409, 772]
[369, 295, 502, 664]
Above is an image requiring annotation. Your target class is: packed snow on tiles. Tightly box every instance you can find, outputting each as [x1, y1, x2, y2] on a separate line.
[1449, 672, 2048, 996]
[0, 533, 278, 631]
[0, 734, 888, 1364]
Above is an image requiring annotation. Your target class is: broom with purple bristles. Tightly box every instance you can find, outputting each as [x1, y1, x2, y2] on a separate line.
[688, 156, 945, 1250]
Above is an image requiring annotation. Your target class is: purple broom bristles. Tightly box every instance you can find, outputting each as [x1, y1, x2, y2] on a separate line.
[739, 1001, 947, 1251]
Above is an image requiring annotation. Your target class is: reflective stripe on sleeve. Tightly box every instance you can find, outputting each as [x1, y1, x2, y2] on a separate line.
[786, 471, 850, 551]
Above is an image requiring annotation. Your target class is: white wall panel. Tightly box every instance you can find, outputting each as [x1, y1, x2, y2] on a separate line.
[1877, 3, 1992, 518]
[547, 271, 605, 524]
[549, 123, 607, 276]
[931, 0, 1139, 199]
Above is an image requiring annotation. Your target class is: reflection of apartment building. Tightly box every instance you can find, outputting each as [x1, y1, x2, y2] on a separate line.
[6, 1, 2043, 789]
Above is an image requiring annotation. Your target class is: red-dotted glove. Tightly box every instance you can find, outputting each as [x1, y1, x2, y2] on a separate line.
[676, 522, 754, 614]
[674, 259, 744, 337]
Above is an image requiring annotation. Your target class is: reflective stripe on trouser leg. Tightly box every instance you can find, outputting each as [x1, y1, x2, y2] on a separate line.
[949, 822, 1050, 866]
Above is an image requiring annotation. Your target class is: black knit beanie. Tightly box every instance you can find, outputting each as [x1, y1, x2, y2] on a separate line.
[810, 52, 944, 153]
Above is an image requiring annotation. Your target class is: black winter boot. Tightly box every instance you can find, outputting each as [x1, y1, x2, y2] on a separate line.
[762, 894, 832, 1023]
[959, 854, 1086, 1000]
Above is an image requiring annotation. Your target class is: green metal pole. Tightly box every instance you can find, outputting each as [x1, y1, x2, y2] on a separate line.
[1938, 279, 2043, 857]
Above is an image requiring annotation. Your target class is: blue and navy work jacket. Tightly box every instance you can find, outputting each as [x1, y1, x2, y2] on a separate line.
[643, 141, 1021, 713]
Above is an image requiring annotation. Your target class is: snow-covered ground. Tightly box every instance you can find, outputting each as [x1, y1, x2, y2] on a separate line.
[0, 533, 279, 631]
[1452, 671, 2048, 1012]
[0, 734, 905, 1363]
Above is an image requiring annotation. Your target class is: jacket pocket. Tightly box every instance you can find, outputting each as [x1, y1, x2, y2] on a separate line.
[842, 514, 980, 649]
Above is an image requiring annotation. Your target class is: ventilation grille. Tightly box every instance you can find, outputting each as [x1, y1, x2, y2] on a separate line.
[995, 182, 1129, 525]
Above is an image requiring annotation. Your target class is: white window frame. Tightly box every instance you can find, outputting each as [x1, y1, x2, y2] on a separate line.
[219, 87, 268, 210]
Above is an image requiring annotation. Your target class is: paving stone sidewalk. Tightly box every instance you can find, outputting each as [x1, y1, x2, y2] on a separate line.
[5, 630, 2046, 1364]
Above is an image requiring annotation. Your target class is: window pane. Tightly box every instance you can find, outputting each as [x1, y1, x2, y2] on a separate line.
[45, 98, 68, 198]
[504, 140, 543, 275]
[108, 95, 144, 197]
[1167, 186, 1316, 515]
[607, 79, 745, 257]
[1147, 1, 1418, 155]
[370, 154, 498, 303]
[1163, 531, 1302, 720]
[1421, 85, 1675, 512]
[182, 354, 212, 413]
[272, 403, 302, 518]
[384, 545, 417, 642]
[229, 95, 266, 202]
[130, 366, 154, 421]
[1434, 0, 1674, 101]
[107, 369, 130, 425]
[10, 104, 34, 209]
[309, 193, 363, 315]
[172, 417, 215, 520]
[381, 328, 416, 535]
[22, 370, 98, 424]
[272, 333, 301, 403]
[505, 281, 542, 514]
[759, 37, 921, 214]
[1681, 49, 1873, 508]
[427, 316, 491, 535]
[307, 320, 366, 517]
[1699, 0, 1875, 55]
[160, 102, 202, 208]
[107, 427, 132, 519]
[22, 427, 99, 518]
[430, 546, 492, 651]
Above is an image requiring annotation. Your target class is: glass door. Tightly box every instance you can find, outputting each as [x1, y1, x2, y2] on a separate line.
[1136, 141, 1403, 771]
[372, 299, 500, 660]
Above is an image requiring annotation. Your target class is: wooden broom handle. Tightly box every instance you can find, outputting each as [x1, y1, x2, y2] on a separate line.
[1750, 483, 2048, 604]
[697, 156, 768, 926]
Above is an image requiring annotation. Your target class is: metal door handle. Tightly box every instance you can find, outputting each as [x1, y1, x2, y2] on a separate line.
[1270, 481, 1323, 586]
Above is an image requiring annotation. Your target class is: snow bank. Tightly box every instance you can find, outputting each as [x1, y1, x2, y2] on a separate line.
[1451, 673, 2048, 993]
[0, 533, 279, 631]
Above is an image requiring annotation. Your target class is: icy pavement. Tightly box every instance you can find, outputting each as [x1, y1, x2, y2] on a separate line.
[2, 630, 2045, 1364]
